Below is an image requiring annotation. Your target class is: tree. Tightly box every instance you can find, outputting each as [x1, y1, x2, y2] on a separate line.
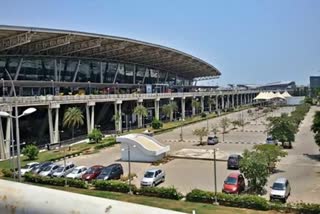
[134, 104, 148, 128]
[191, 100, 201, 115]
[314, 132, 320, 147]
[192, 127, 208, 145]
[311, 111, 320, 134]
[268, 114, 296, 148]
[22, 144, 39, 160]
[162, 102, 178, 121]
[63, 107, 84, 139]
[231, 120, 240, 129]
[238, 118, 247, 131]
[239, 150, 269, 194]
[88, 128, 103, 144]
[254, 144, 287, 172]
[304, 96, 313, 105]
[219, 117, 230, 141]
[211, 124, 219, 135]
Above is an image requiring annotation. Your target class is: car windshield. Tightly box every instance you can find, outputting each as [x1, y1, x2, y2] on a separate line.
[144, 171, 154, 178]
[208, 137, 213, 140]
[86, 167, 97, 174]
[100, 168, 111, 175]
[272, 182, 285, 190]
[43, 166, 53, 171]
[225, 177, 237, 185]
[71, 168, 80, 174]
[267, 137, 273, 141]
[55, 167, 65, 173]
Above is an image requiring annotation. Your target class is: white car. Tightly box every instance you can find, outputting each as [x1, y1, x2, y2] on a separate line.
[20, 162, 39, 176]
[39, 164, 60, 177]
[52, 163, 75, 178]
[141, 169, 165, 187]
[66, 166, 87, 179]
[270, 177, 291, 203]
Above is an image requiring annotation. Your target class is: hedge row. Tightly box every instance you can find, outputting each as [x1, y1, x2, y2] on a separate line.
[93, 180, 138, 193]
[24, 173, 87, 189]
[186, 189, 269, 211]
[137, 186, 183, 200]
[93, 139, 118, 150]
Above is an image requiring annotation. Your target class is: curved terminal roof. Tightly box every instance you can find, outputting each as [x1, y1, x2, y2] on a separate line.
[0, 25, 220, 79]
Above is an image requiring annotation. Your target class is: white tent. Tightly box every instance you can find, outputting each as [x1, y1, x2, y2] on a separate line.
[272, 91, 286, 100]
[281, 91, 292, 98]
[253, 92, 267, 100]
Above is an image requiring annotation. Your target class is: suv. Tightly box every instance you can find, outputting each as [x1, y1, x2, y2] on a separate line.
[227, 154, 242, 169]
[96, 164, 123, 180]
[222, 172, 245, 194]
[270, 178, 291, 203]
[141, 169, 165, 187]
[207, 135, 219, 145]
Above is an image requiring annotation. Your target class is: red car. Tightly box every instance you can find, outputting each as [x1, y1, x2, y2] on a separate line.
[222, 172, 245, 194]
[81, 165, 103, 181]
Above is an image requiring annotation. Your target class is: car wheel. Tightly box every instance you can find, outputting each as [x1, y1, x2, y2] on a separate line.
[282, 198, 286, 203]
[152, 182, 156, 187]
[162, 176, 165, 182]
[269, 197, 273, 202]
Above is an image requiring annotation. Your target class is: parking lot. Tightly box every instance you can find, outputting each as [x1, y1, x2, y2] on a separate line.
[58, 106, 320, 203]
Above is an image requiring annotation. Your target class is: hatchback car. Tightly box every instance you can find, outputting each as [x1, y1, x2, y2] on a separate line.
[227, 154, 242, 169]
[39, 164, 60, 177]
[20, 162, 39, 176]
[66, 166, 87, 179]
[207, 135, 219, 145]
[270, 178, 291, 203]
[266, 136, 278, 145]
[96, 164, 123, 180]
[141, 169, 165, 187]
[52, 163, 75, 178]
[81, 165, 103, 181]
[222, 172, 245, 194]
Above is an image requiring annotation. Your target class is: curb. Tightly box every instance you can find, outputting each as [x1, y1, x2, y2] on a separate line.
[168, 155, 228, 162]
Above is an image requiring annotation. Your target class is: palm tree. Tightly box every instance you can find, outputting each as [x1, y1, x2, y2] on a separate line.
[162, 102, 178, 121]
[63, 107, 84, 139]
[134, 104, 148, 128]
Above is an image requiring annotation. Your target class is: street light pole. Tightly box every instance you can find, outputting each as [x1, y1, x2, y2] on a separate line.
[51, 80, 54, 95]
[180, 119, 184, 142]
[213, 148, 218, 205]
[127, 144, 132, 194]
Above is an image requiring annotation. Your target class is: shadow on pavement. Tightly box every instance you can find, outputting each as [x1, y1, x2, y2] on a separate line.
[303, 153, 320, 161]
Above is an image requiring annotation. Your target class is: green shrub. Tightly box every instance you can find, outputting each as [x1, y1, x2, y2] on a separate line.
[138, 186, 183, 200]
[94, 138, 118, 150]
[2, 168, 13, 178]
[22, 144, 39, 160]
[201, 112, 207, 118]
[186, 189, 269, 211]
[24, 173, 87, 189]
[151, 119, 163, 129]
[88, 128, 103, 144]
[93, 180, 137, 193]
[295, 202, 320, 214]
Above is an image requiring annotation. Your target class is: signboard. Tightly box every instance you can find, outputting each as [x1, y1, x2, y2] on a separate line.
[146, 84, 152, 93]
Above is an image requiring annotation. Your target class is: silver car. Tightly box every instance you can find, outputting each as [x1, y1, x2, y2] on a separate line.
[52, 163, 75, 178]
[270, 177, 291, 203]
[141, 169, 165, 187]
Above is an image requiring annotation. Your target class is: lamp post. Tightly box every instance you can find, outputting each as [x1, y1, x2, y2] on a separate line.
[2, 68, 37, 182]
[121, 144, 136, 194]
[51, 80, 54, 95]
[213, 148, 219, 205]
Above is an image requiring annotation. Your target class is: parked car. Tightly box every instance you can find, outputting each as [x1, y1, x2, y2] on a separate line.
[39, 164, 60, 177]
[207, 135, 219, 145]
[222, 172, 245, 194]
[31, 161, 52, 174]
[20, 162, 39, 176]
[270, 177, 291, 203]
[52, 163, 75, 178]
[81, 165, 103, 181]
[141, 169, 165, 187]
[227, 154, 242, 169]
[96, 164, 123, 180]
[266, 136, 278, 145]
[66, 166, 87, 179]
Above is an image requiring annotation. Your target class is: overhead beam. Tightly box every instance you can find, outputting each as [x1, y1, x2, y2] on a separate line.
[25, 35, 72, 54]
[58, 39, 102, 55]
[106, 48, 144, 59]
[90, 42, 130, 57]
[0, 32, 34, 51]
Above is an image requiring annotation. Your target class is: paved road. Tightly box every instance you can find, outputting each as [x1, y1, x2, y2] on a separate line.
[0, 179, 185, 214]
[267, 106, 320, 203]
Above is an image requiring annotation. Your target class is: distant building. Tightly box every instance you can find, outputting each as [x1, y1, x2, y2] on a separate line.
[237, 81, 296, 91]
[310, 76, 320, 89]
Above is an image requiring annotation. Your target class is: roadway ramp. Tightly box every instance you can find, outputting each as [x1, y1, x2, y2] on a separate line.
[0, 179, 185, 214]
[117, 134, 170, 162]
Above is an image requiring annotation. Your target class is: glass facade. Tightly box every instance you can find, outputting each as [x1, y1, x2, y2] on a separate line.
[0, 57, 191, 86]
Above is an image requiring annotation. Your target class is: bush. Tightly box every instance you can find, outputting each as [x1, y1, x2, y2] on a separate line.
[22, 144, 39, 160]
[24, 173, 87, 189]
[186, 189, 269, 211]
[138, 186, 183, 200]
[120, 173, 137, 182]
[295, 202, 320, 214]
[88, 128, 103, 144]
[94, 138, 118, 150]
[201, 112, 207, 118]
[93, 180, 137, 193]
[2, 168, 13, 178]
[151, 119, 163, 129]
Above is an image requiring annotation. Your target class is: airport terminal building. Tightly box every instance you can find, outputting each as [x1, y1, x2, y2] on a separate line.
[0, 26, 259, 159]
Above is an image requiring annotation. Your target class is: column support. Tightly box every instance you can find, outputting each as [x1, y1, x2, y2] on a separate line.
[181, 97, 186, 120]
[215, 96, 219, 111]
[54, 108, 59, 144]
[192, 97, 196, 116]
[48, 108, 54, 145]
[200, 96, 204, 113]
[154, 98, 160, 120]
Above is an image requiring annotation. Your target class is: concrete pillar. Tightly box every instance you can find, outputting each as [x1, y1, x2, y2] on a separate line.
[215, 96, 219, 111]
[91, 105, 95, 131]
[232, 94, 235, 108]
[221, 96, 225, 110]
[226, 95, 230, 109]
[54, 108, 59, 144]
[48, 103, 60, 144]
[114, 102, 118, 131]
[118, 103, 122, 132]
[209, 97, 212, 113]
[170, 98, 174, 121]
[240, 94, 243, 105]
[86, 102, 96, 134]
[181, 97, 185, 120]
[48, 108, 54, 144]
[244, 94, 247, 104]
[154, 98, 160, 120]
[86, 105, 91, 134]
[137, 99, 143, 128]
[236, 94, 239, 107]
[0, 117, 5, 159]
[200, 96, 204, 113]
[192, 97, 196, 116]
[5, 117, 12, 158]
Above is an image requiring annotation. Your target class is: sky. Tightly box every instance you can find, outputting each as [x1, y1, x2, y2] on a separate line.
[1, 0, 320, 86]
